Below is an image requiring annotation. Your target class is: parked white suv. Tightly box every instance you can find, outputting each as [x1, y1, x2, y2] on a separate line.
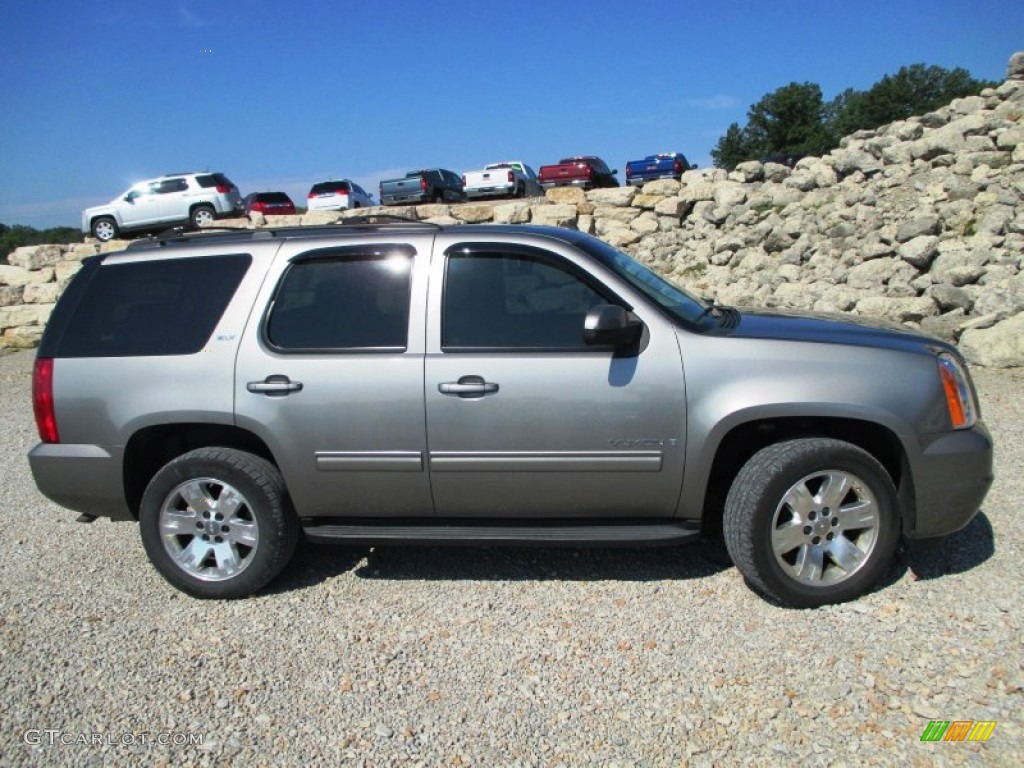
[306, 180, 374, 211]
[81, 172, 244, 242]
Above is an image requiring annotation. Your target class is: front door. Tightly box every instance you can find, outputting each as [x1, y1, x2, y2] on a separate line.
[424, 238, 687, 519]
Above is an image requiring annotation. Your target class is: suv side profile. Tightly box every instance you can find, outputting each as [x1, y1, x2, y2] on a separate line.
[29, 222, 993, 607]
[82, 173, 244, 241]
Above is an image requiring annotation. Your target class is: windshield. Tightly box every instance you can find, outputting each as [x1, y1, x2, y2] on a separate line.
[570, 233, 710, 327]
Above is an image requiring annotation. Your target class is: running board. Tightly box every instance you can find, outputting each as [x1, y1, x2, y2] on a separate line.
[301, 520, 700, 547]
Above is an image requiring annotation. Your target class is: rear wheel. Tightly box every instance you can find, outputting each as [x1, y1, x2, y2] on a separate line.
[91, 217, 119, 242]
[723, 438, 900, 608]
[139, 448, 299, 599]
[190, 205, 216, 228]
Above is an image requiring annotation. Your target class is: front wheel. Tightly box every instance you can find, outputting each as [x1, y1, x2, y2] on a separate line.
[723, 438, 900, 608]
[139, 448, 299, 599]
[190, 205, 216, 228]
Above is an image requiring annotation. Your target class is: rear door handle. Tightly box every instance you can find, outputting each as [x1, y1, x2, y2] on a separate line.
[247, 375, 303, 396]
[438, 375, 499, 399]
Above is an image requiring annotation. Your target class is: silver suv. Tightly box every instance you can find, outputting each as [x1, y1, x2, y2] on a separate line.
[81, 172, 244, 241]
[28, 221, 993, 607]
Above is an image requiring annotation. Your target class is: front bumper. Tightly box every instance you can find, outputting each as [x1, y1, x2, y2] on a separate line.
[904, 423, 994, 539]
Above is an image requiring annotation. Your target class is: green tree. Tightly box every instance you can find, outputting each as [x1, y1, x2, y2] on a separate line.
[712, 63, 995, 170]
[745, 82, 832, 157]
[710, 122, 752, 171]
[712, 82, 831, 169]
[829, 64, 995, 137]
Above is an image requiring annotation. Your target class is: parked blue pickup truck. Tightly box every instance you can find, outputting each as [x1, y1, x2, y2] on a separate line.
[624, 153, 695, 186]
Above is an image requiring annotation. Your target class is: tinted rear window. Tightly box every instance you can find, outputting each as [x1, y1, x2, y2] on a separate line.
[311, 182, 350, 194]
[45, 254, 251, 357]
[256, 192, 291, 204]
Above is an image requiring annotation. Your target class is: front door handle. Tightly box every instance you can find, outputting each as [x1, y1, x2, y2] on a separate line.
[247, 375, 303, 396]
[438, 375, 499, 399]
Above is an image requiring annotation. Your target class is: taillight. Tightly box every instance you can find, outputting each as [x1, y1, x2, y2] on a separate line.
[626, 166, 632, 179]
[507, 171, 514, 183]
[308, 191, 316, 199]
[33, 358, 59, 443]
[420, 177, 428, 192]
[461, 175, 467, 187]
[215, 184, 230, 193]
[674, 159, 682, 174]
[252, 201, 265, 212]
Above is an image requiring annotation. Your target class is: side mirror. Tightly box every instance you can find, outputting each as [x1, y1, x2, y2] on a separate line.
[584, 304, 643, 347]
[611, 169, 619, 175]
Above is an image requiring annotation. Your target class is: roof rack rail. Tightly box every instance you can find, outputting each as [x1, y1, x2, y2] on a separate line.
[123, 217, 444, 251]
[337, 213, 441, 228]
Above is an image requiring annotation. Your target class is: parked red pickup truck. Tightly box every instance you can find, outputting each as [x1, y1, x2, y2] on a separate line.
[537, 156, 619, 190]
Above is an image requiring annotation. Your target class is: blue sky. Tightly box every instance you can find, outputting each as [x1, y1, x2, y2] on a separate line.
[2, 0, 1021, 229]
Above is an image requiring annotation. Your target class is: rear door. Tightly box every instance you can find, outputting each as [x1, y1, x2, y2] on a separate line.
[235, 236, 434, 518]
[423, 234, 687, 519]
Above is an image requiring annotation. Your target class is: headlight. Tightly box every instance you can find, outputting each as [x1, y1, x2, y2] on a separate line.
[937, 352, 977, 429]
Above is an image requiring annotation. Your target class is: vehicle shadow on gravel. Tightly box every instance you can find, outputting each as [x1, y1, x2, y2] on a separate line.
[883, 511, 995, 586]
[269, 539, 732, 591]
[267, 513, 993, 594]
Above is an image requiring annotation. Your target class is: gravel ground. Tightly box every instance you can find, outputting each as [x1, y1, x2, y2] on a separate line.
[0, 347, 1020, 767]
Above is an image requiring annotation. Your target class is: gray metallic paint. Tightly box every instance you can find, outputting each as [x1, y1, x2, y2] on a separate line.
[29, 224, 992, 543]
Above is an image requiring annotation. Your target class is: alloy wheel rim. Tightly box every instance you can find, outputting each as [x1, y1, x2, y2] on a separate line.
[158, 478, 259, 581]
[770, 469, 880, 587]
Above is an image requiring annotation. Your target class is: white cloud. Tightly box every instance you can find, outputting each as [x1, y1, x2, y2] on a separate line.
[683, 95, 739, 111]
[178, 4, 207, 28]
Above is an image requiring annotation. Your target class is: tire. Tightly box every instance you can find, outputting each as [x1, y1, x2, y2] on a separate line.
[723, 438, 900, 608]
[91, 217, 119, 242]
[139, 448, 299, 599]
[190, 205, 216, 228]
[515, 184, 525, 199]
[433, 192, 444, 204]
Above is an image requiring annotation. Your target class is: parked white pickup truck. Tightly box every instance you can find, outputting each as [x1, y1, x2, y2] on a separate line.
[461, 161, 542, 200]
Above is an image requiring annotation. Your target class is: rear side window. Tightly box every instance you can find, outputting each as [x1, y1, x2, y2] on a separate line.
[45, 254, 251, 357]
[265, 247, 413, 351]
[196, 173, 234, 189]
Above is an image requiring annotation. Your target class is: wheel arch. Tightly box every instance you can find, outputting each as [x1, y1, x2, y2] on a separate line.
[693, 415, 912, 539]
[188, 202, 217, 221]
[123, 423, 277, 519]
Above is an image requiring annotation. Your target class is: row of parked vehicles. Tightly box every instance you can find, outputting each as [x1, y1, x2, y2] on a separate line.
[81, 152, 696, 242]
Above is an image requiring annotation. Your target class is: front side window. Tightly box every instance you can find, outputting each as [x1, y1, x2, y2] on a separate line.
[266, 248, 413, 351]
[443, 247, 614, 350]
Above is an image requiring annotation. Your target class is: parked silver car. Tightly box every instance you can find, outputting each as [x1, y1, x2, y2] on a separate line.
[81, 172, 244, 241]
[29, 222, 993, 606]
